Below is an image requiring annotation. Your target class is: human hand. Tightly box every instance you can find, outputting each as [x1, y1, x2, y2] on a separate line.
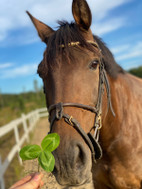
[9, 172, 44, 189]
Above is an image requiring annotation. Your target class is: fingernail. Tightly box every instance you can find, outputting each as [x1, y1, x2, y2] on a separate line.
[34, 173, 40, 181]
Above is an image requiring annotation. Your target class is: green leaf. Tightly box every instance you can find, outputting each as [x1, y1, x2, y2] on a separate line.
[41, 133, 60, 152]
[19, 144, 41, 160]
[38, 151, 55, 172]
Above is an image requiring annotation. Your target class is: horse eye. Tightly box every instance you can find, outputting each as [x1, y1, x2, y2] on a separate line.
[89, 60, 99, 70]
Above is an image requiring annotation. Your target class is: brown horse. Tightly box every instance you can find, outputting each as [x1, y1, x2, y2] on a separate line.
[27, 0, 142, 188]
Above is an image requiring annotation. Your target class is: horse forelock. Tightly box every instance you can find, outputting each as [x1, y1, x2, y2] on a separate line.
[38, 21, 125, 79]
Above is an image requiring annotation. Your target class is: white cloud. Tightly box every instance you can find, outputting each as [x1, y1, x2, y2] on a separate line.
[110, 42, 142, 69]
[110, 45, 130, 54]
[92, 17, 126, 36]
[0, 63, 13, 69]
[0, 0, 132, 45]
[0, 63, 38, 79]
[87, 0, 132, 21]
[117, 49, 142, 61]
[112, 42, 142, 61]
[0, 33, 6, 41]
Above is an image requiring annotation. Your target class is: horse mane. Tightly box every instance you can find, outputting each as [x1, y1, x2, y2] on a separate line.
[42, 21, 124, 79]
[93, 36, 125, 78]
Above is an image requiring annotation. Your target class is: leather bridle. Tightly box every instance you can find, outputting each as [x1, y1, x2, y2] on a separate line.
[46, 40, 115, 163]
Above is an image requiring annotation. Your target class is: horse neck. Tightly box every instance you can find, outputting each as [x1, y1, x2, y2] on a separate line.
[100, 72, 142, 156]
[100, 73, 132, 149]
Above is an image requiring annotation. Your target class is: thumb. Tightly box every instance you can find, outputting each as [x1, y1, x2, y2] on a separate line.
[21, 173, 43, 189]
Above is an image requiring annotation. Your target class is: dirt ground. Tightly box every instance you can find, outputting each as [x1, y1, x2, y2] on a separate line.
[23, 118, 94, 189]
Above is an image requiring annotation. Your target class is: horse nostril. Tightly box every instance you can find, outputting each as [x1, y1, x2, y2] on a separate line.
[74, 144, 87, 168]
[52, 165, 57, 175]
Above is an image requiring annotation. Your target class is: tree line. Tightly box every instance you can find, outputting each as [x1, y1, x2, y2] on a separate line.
[128, 66, 142, 78]
[0, 80, 46, 126]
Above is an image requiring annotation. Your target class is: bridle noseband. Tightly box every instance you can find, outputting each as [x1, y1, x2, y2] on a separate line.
[47, 40, 115, 162]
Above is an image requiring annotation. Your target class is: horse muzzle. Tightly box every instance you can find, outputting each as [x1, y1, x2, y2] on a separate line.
[52, 139, 93, 186]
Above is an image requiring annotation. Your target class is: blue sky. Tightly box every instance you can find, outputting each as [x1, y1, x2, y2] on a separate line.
[0, 0, 142, 94]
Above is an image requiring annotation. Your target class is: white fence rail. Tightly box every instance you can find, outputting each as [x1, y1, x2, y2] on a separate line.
[0, 108, 48, 189]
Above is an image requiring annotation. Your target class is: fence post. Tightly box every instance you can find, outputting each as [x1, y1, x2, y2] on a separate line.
[33, 111, 36, 125]
[0, 156, 5, 189]
[30, 113, 34, 130]
[35, 109, 39, 123]
[14, 125, 22, 165]
[21, 113, 29, 143]
[29, 114, 32, 131]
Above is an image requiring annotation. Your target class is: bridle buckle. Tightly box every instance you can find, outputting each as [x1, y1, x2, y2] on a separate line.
[69, 116, 74, 126]
[96, 114, 102, 130]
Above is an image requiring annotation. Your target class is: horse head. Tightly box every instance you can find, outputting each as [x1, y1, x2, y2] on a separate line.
[27, 0, 113, 186]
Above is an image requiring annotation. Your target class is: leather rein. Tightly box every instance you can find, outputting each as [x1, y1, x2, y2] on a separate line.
[47, 40, 115, 163]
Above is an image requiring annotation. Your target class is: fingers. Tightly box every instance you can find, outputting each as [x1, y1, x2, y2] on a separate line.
[9, 172, 44, 189]
[9, 174, 34, 188]
[20, 173, 43, 189]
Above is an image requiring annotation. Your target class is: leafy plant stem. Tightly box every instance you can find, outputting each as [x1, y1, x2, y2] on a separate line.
[38, 163, 40, 172]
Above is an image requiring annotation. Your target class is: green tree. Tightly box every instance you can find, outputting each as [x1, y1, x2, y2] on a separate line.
[33, 80, 39, 93]
[129, 66, 142, 78]
[0, 89, 4, 109]
[18, 96, 25, 111]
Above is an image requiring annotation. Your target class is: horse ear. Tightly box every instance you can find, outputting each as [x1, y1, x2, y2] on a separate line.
[72, 0, 92, 31]
[26, 11, 54, 43]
